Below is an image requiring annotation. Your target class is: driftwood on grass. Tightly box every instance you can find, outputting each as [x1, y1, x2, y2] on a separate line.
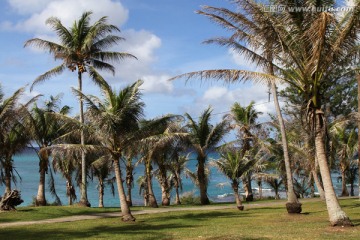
[0, 190, 24, 211]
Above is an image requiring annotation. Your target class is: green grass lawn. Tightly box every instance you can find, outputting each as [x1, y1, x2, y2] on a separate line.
[0, 198, 359, 239]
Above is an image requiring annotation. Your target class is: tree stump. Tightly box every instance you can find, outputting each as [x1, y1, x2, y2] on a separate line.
[0, 190, 24, 211]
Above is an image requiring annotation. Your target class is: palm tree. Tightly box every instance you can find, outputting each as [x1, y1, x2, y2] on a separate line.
[90, 156, 115, 208]
[265, 175, 283, 200]
[212, 147, 263, 210]
[169, 154, 188, 205]
[185, 107, 230, 205]
[0, 87, 36, 197]
[330, 122, 358, 197]
[27, 95, 71, 206]
[171, 2, 301, 213]
[24, 11, 136, 207]
[77, 80, 145, 221]
[139, 116, 186, 208]
[172, 0, 359, 225]
[225, 101, 261, 201]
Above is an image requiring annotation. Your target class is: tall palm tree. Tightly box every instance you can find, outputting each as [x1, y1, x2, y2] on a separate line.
[24, 11, 136, 207]
[27, 95, 71, 206]
[77, 80, 145, 221]
[172, 0, 359, 225]
[185, 107, 230, 205]
[225, 101, 261, 201]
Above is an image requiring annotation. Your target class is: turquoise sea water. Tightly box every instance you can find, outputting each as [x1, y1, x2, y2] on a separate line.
[0, 151, 356, 207]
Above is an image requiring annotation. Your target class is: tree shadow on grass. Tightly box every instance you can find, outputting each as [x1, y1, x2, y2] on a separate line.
[144, 210, 252, 223]
[0, 222, 192, 240]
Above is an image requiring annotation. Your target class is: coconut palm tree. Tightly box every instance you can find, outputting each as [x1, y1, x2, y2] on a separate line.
[0, 87, 37, 197]
[185, 107, 230, 205]
[26, 95, 71, 206]
[172, 0, 359, 225]
[139, 116, 186, 208]
[76, 80, 145, 221]
[90, 156, 115, 208]
[330, 122, 358, 197]
[212, 147, 264, 210]
[225, 101, 262, 201]
[169, 154, 188, 205]
[24, 11, 136, 207]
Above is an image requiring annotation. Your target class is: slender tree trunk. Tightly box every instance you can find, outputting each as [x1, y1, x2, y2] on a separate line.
[114, 158, 135, 221]
[78, 72, 89, 207]
[232, 181, 243, 210]
[357, 74, 360, 199]
[314, 112, 352, 226]
[350, 183, 354, 196]
[36, 147, 48, 206]
[36, 167, 47, 206]
[271, 80, 301, 213]
[175, 186, 181, 205]
[312, 169, 325, 200]
[126, 182, 132, 207]
[98, 179, 104, 208]
[126, 162, 133, 207]
[198, 156, 210, 205]
[340, 168, 349, 197]
[258, 180, 263, 200]
[159, 166, 170, 206]
[4, 157, 12, 195]
[146, 159, 158, 208]
[161, 185, 170, 206]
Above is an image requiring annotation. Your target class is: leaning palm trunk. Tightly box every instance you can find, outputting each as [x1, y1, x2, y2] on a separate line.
[312, 168, 325, 200]
[271, 80, 301, 213]
[35, 147, 48, 206]
[113, 157, 135, 221]
[314, 112, 352, 226]
[78, 72, 89, 207]
[198, 157, 210, 205]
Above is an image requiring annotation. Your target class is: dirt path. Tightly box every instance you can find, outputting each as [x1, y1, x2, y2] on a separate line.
[0, 198, 334, 228]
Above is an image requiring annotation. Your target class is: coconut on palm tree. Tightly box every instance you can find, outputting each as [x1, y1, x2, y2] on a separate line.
[185, 107, 230, 205]
[24, 11, 136, 207]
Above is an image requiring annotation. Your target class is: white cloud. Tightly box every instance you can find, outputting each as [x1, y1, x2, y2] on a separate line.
[4, 0, 128, 34]
[141, 75, 173, 94]
[109, 29, 175, 94]
[8, 0, 50, 15]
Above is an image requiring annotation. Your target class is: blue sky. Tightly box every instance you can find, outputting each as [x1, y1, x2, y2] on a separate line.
[0, 0, 276, 124]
